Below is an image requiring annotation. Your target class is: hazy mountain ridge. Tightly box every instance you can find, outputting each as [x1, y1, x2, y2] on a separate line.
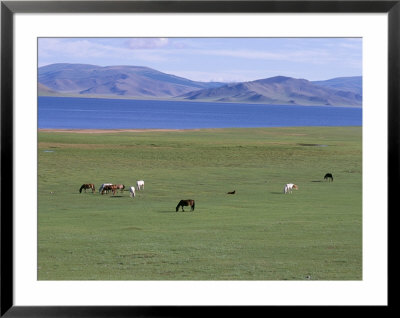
[38, 63, 224, 98]
[180, 76, 362, 106]
[311, 76, 362, 95]
[38, 63, 362, 106]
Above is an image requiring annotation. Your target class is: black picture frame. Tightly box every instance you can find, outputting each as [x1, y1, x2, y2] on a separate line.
[1, 1, 396, 316]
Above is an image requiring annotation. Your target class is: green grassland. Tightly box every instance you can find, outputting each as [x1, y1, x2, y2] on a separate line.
[38, 127, 362, 280]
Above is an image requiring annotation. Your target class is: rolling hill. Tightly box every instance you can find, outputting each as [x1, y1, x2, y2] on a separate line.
[179, 76, 362, 106]
[38, 63, 224, 98]
[38, 63, 362, 106]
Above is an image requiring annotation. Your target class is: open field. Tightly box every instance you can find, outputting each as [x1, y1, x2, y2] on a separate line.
[38, 127, 362, 280]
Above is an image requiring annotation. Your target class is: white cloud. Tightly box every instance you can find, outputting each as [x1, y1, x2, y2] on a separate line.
[125, 38, 169, 49]
[38, 38, 171, 64]
[192, 48, 352, 65]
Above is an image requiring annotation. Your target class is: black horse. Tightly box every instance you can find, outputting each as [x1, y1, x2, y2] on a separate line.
[324, 173, 333, 182]
[176, 199, 195, 212]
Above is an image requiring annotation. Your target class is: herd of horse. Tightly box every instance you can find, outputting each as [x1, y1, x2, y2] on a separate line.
[79, 180, 195, 212]
[79, 180, 145, 196]
[79, 173, 333, 211]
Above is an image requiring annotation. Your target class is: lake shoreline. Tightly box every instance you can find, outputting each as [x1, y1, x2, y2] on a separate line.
[38, 94, 362, 108]
[38, 126, 362, 134]
[38, 128, 201, 133]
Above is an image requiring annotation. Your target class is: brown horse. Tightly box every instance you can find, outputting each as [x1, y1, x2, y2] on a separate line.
[115, 184, 125, 193]
[101, 184, 117, 195]
[79, 183, 95, 193]
[324, 173, 333, 182]
[176, 199, 195, 212]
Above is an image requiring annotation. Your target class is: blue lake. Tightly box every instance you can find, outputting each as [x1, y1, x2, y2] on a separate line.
[38, 97, 362, 129]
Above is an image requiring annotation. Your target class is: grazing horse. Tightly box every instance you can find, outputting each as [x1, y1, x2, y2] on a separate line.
[99, 183, 112, 194]
[324, 173, 334, 182]
[176, 199, 195, 212]
[115, 184, 125, 193]
[283, 183, 298, 194]
[79, 183, 95, 193]
[227, 190, 236, 194]
[129, 186, 136, 198]
[136, 180, 144, 191]
[101, 184, 117, 195]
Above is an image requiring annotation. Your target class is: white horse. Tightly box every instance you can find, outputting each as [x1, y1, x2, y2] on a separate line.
[129, 186, 136, 198]
[136, 180, 144, 191]
[99, 183, 112, 194]
[284, 183, 298, 194]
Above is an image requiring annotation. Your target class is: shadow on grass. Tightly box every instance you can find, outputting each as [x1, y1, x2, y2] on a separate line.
[157, 210, 198, 213]
[270, 192, 283, 195]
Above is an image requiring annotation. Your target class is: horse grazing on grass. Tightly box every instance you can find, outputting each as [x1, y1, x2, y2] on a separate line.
[324, 173, 333, 182]
[176, 199, 195, 212]
[227, 190, 236, 194]
[283, 183, 298, 194]
[129, 186, 136, 198]
[136, 180, 144, 191]
[115, 184, 125, 193]
[101, 184, 117, 195]
[99, 183, 112, 194]
[79, 183, 95, 193]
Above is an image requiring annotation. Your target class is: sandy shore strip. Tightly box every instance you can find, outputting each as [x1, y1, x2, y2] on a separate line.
[38, 128, 201, 133]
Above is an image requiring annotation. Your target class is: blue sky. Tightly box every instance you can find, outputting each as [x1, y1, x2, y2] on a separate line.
[38, 37, 362, 82]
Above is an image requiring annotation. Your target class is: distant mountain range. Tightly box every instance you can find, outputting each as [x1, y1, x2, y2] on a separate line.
[38, 63, 224, 98]
[181, 76, 362, 106]
[38, 63, 362, 107]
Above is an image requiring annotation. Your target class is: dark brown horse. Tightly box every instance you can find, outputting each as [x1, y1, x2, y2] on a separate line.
[101, 184, 117, 195]
[79, 183, 95, 193]
[176, 199, 195, 212]
[324, 173, 333, 182]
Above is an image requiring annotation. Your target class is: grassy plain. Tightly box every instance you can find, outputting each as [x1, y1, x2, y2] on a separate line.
[38, 127, 362, 280]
